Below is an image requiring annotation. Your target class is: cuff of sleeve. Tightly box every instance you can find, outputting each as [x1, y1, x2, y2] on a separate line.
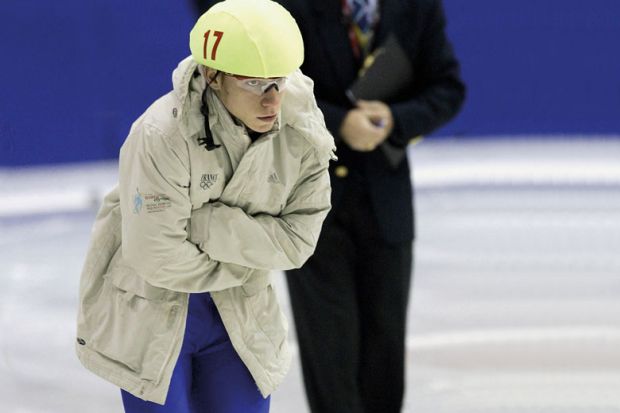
[189, 205, 212, 246]
[387, 104, 408, 147]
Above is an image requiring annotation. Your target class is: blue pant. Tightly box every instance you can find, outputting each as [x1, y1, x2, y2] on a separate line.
[122, 292, 270, 413]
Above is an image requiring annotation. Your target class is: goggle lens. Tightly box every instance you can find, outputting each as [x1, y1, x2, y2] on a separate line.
[225, 73, 287, 96]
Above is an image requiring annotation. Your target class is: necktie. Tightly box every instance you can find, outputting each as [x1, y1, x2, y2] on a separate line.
[344, 0, 378, 59]
[349, 0, 376, 34]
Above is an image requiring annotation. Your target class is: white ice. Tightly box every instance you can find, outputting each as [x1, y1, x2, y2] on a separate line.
[1, 137, 619, 412]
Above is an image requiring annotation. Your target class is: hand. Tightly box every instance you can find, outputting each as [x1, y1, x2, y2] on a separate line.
[357, 100, 394, 139]
[339, 100, 394, 152]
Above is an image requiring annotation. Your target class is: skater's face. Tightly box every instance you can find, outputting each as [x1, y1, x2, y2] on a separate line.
[205, 68, 285, 133]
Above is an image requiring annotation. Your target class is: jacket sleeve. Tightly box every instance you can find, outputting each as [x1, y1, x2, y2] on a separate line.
[190, 145, 332, 271]
[388, 0, 466, 147]
[118, 121, 255, 293]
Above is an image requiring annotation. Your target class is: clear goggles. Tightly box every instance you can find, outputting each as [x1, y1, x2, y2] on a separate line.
[224, 73, 287, 96]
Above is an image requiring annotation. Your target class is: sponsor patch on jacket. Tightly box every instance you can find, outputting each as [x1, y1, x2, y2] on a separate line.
[134, 188, 172, 214]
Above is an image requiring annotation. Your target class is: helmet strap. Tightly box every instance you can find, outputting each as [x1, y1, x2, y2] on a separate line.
[198, 88, 222, 152]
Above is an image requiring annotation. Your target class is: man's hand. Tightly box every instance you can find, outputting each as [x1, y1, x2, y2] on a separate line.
[339, 100, 394, 152]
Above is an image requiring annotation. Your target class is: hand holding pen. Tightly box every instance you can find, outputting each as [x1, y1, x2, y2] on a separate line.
[340, 96, 394, 152]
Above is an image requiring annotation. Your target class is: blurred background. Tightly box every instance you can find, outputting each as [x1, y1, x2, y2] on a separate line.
[1, 0, 619, 412]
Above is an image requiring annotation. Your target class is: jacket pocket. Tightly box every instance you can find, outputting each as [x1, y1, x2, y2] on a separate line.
[242, 272, 288, 351]
[85, 264, 182, 382]
[107, 264, 170, 301]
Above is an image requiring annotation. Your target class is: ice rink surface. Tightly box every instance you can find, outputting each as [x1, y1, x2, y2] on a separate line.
[1, 138, 619, 412]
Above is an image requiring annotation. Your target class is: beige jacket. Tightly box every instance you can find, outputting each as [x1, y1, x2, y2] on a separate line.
[76, 56, 335, 404]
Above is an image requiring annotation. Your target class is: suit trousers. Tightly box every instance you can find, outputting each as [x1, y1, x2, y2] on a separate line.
[287, 179, 413, 413]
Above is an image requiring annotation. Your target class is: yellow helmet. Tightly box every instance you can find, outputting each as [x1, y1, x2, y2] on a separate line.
[189, 0, 304, 78]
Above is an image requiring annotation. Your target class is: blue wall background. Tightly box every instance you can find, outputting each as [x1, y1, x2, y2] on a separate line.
[1, 0, 618, 166]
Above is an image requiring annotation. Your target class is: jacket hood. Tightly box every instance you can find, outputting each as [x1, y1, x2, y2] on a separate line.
[281, 69, 336, 159]
[171, 56, 205, 139]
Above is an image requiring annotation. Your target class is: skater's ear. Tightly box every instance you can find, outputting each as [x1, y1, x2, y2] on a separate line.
[203, 67, 222, 91]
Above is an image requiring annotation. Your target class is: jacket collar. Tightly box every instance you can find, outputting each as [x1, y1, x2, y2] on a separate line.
[170, 57, 334, 159]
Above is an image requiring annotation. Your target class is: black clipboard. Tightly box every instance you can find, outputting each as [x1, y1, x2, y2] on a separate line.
[346, 33, 413, 168]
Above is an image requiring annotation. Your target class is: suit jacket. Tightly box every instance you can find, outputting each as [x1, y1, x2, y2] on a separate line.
[276, 0, 465, 244]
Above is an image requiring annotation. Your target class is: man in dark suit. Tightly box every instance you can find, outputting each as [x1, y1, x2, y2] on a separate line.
[274, 0, 466, 412]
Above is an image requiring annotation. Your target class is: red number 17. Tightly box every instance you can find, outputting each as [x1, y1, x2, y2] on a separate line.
[203, 30, 224, 61]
